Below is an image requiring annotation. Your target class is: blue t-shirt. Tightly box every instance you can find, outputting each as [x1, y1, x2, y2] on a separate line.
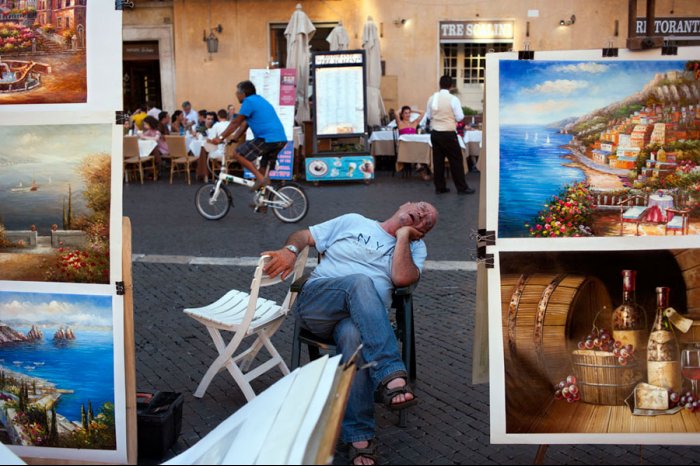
[309, 214, 427, 309]
[238, 94, 287, 143]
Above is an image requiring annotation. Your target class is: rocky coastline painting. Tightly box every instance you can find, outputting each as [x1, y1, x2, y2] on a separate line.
[498, 59, 700, 238]
[0, 290, 116, 451]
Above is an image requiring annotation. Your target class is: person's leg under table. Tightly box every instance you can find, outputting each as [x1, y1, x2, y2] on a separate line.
[431, 133, 447, 192]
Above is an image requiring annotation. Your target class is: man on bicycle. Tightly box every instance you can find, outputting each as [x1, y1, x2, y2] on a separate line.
[212, 80, 288, 190]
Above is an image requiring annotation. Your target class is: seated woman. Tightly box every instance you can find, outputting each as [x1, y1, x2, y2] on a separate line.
[139, 115, 169, 167]
[396, 105, 430, 181]
[171, 110, 186, 136]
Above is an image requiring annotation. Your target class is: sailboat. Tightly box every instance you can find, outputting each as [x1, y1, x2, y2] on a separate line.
[534, 133, 539, 142]
[524, 132, 529, 140]
[546, 135, 551, 144]
[10, 180, 38, 193]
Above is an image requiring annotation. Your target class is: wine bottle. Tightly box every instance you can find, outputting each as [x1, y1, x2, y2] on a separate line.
[647, 287, 682, 392]
[612, 270, 648, 359]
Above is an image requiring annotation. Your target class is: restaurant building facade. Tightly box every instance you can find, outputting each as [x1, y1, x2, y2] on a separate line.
[123, 0, 699, 116]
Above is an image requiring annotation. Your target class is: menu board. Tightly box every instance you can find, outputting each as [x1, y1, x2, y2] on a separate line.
[313, 56, 366, 137]
[246, 69, 296, 180]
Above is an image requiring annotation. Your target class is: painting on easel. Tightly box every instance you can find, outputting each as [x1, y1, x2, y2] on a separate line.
[495, 249, 700, 438]
[0, 286, 126, 463]
[0, 124, 112, 284]
[0, 1, 87, 105]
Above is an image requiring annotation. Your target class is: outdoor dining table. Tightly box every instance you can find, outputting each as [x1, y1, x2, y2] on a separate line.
[368, 130, 397, 157]
[646, 193, 675, 222]
[137, 139, 158, 158]
[396, 134, 468, 171]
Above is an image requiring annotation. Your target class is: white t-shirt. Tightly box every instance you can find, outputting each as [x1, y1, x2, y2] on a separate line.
[309, 213, 427, 309]
[185, 109, 199, 127]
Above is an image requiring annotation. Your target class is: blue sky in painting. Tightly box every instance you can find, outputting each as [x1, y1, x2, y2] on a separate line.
[499, 60, 687, 126]
[0, 291, 113, 328]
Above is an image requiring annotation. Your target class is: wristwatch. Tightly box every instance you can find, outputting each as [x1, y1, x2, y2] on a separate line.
[284, 244, 299, 256]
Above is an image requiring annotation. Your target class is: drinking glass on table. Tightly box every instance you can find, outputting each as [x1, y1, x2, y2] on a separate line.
[681, 345, 700, 396]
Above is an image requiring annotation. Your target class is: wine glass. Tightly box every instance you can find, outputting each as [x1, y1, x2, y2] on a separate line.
[681, 346, 700, 396]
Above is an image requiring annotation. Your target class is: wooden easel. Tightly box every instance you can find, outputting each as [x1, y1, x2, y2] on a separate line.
[21, 218, 137, 465]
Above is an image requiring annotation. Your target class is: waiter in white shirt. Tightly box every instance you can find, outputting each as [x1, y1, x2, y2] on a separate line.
[425, 75, 475, 195]
[182, 100, 199, 130]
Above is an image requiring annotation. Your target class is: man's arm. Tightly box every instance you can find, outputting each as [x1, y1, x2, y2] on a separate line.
[391, 227, 422, 288]
[262, 229, 316, 280]
[214, 114, 247, 142]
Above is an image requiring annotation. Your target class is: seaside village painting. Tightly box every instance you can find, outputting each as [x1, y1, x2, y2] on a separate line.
[0, 0, 87, 105]
[0, 291, 116, 450]
[0, 124, 111, 283]
[498, 59, 700, 238]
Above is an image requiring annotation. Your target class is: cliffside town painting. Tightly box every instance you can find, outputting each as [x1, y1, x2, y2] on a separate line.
[498, 59, 700, 238]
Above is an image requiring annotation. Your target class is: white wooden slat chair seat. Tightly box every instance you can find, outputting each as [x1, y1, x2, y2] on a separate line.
[184, 248, 309, 401]
[164, 355, 346, 465]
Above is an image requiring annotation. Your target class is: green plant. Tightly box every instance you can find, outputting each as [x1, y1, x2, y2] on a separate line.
[461, 106, 479, 116]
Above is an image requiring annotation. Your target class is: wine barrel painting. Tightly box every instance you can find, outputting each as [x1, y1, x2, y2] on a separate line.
[674, 249, 700, 344]
[501, 274, 612, 433]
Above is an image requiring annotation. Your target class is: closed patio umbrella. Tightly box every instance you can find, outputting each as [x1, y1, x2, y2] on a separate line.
[326, 21, 350, 51]
[285, 4, 316, 125]
[362, 16, 386, 127]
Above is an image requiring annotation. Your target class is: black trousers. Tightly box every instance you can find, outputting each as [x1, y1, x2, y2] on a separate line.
[430, 131, 469, 192]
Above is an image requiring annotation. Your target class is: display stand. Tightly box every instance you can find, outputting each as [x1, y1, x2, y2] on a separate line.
[20, 218, 137, 465]
[306, 50, 375, 184]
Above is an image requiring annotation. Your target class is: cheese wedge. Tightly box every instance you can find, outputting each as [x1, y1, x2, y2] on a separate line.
[634, 383, 669, 410]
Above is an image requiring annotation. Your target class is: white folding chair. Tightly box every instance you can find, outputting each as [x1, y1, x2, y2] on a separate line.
[184, 248, 309, 400]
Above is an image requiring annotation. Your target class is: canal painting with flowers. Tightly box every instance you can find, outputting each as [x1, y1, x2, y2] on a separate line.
[0, 290, 116, 451]
[497, 59, 700, 239]
[0, 2, 87, 105]
[0, 124, 111, 284]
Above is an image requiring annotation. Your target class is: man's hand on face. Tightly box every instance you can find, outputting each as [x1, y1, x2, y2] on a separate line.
[396, 226, 424, 241]
[261, 248, 297, 280]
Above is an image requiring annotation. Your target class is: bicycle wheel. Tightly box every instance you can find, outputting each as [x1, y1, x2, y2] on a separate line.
[195, 183, 232, 220]
[270, 182, 309, 223]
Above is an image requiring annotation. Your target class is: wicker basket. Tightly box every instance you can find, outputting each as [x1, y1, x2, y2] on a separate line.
[571, 350, 643, 406]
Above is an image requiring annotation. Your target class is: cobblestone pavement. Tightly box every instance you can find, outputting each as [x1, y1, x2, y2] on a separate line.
[127, 172, 700, 464]
[133, 263, 700, 465]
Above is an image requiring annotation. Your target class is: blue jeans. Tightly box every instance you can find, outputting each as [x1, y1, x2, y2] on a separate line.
[292, 274, 406, 443]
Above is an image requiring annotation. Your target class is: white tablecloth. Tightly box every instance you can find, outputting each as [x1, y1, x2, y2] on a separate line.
[137, 139, 158, 158]
[368, 130, 396, 143]
[463, 130, 483, 145]
[400, 134, 466, 149]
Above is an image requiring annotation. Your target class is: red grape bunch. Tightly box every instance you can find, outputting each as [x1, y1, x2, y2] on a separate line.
[576, 327, 636, 366]
[672, 391, 700, 412]
[554, 375, 580, 403]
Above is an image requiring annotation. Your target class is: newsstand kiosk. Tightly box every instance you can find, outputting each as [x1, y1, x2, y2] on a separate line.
[305, 50, 375, 184]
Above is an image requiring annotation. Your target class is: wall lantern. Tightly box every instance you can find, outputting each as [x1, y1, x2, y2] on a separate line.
[559, 15, 576, 26]
[203, 25, 223, 54]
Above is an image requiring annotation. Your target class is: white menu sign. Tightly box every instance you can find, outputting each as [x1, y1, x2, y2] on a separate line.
[315, 66, 365, 136]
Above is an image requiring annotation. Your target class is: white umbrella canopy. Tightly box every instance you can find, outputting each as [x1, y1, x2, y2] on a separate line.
[285, 3, 316, 125]
[326, 21, 350, 51]
[362, 16, 386, 127]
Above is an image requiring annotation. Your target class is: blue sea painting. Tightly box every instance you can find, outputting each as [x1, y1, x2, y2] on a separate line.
[497, 59, 697, 238]
[0, 125, 112, 235]
[0, 291, 116, 449]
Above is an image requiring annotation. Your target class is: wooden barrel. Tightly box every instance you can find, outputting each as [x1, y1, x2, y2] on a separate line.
[502, 273, 613, 385]
[501, 274, 612, 433]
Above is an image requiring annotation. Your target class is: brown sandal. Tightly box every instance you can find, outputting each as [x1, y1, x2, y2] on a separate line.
[348, 438, 378, 465]
[375, 375, 417, 411]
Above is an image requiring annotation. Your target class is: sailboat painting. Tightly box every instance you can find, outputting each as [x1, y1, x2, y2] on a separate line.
[0, 124, 112, 284]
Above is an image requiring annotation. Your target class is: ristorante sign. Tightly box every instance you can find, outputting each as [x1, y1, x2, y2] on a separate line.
[636, 17, 700, 38]
[439, 20, 515, 42]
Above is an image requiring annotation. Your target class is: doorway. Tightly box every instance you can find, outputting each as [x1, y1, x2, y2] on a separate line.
[123, 41, 162, 113]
